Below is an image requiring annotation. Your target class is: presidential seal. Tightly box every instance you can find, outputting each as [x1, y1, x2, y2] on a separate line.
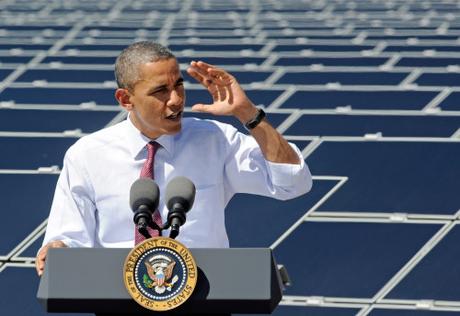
[123, 237, 197, 311]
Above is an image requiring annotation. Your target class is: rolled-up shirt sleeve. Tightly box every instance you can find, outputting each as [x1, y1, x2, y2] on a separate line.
[42, 145, 97, 248]
[223, 125, 312, 201]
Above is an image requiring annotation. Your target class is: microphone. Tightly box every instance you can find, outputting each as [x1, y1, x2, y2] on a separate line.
[130, 178, 160, 239]
[164, 176, 196, 239]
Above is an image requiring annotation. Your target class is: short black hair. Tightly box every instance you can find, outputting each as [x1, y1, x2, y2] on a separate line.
[114, 41, 175, 90]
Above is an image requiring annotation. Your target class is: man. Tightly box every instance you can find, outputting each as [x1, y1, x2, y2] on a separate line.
[36, 41, 312, 276]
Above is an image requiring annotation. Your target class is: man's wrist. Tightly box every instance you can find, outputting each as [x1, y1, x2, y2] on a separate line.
[243, 108, 266, 131]
[234, 102, 259, 124]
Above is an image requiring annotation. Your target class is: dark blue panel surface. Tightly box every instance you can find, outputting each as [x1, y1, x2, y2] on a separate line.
[220, 71, 271, 84]
[0, 267, 90, 316]
[370, 309, 460, 316]
[282, 91, 437, 110]
[275, 221, 441, 297]
[439, 92, 460, 111]
[0, 26, 70, 31]
[0, 137, 76, 169]
[0, 44, 52, 50]
[415, 73, 460, 87]
[273, 44, 374, 52]
[184, 112, 288, 133]
[186, 89, 282, 108]
[0, 87, 115, 105]
[0, 174, 58, 254]
[385, 46, 460, 52]
[396, 57, 460, 67]
[289, 140, 311, 151]
[277, 72, 407, 85]
[386, 225, 460, 301]
[41, 56, 116, 65]
[16, 233, 43, 257]
[81, 26, 160, 31]
[63, 44, 128, 51]
[367, 35, 458, 40]
[227, 179, 338, 247]
[285, 114, 460, 137]
[308, 141, 460, 214]
[0, 69, 12, 80]
[0, 56, 32, 63]
[275, 57, 388, 67]
[180, 57, 266, 66]
[17, 69, 114, 83]
[186, 71, 270, 84]
[170, 44, 264, 52]
[237, 305, 360, 316]
[267, 35, 356, 40]
[0, 109, 117, 133]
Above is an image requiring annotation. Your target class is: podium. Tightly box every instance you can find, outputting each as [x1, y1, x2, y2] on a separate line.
[37, 248, 284, 315]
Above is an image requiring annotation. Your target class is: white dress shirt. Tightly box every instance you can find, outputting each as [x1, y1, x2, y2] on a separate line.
[43, 117, 312, 248]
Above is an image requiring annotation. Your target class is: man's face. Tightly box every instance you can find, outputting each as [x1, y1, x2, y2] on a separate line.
[127, 58, 185, 139]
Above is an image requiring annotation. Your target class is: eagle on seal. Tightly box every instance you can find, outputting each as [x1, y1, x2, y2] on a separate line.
[145, 255, 176, 287]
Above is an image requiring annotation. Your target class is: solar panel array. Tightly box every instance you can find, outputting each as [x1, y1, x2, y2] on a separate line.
[0, 0, 459, 315]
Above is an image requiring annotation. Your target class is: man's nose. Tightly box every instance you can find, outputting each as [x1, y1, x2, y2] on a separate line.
[168, 89, 183, 107]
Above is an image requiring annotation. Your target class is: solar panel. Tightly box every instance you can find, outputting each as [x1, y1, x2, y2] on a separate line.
[16, 69, 115, 83]
[0, 109, 118, 133]
[40, 56, 116, 65]
[308, 141, 460, 215]
[277, 72, 408, 86]
[0, 69, 12, 80]
[369, 310, 460, 316]
[281, 91, 438, 110]
[415, 74, 460, 87]
[275, 57, 389, 67]
[386, 225, 460, 301]
[0, 137, 76, 169]
[439, 92, 460, 111]
[1, 87, 115, 106]
[274, 221, 441, 297]
[239, 306, 361, 316]
[385, 46, 460, 53]
[0, 267, 90, 316]
[0, 174, 57, 255]
[227, 179, 339, 247]
[285, 114, 460, 137]
[396, 58, 460, 68]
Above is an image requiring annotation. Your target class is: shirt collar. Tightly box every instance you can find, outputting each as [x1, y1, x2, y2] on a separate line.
[124, 114, 175, 159]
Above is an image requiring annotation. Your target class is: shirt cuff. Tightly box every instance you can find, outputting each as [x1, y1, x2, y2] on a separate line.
[265, 143, 307, 187]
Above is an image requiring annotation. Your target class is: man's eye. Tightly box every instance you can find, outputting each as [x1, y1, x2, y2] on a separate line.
[151, 88, 167, 95]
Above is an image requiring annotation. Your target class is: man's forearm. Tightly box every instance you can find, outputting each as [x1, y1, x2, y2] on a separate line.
[234, 104, 301, 165]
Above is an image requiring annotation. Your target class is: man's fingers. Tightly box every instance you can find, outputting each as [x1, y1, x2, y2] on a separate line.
[186, 67, 207, 85]
[36, 247, 47, 276]
[35, 240, 67, 276]
[191, 103, 212, 113]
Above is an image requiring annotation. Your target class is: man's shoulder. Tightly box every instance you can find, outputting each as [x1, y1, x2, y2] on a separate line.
[67, 120, 126, 156]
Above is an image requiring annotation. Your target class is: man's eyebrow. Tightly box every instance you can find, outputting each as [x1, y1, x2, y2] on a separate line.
[147, 78, 184, 94]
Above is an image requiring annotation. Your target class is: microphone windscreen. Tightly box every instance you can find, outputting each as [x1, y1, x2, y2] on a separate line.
[129, 178, 160, 212]
[165, 176, 196, 212]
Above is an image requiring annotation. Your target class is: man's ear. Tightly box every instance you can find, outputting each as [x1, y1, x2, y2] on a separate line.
[115, 88, 134, 111]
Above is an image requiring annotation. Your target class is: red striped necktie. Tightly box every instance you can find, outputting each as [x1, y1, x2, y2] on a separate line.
[135, 141, 163, 245]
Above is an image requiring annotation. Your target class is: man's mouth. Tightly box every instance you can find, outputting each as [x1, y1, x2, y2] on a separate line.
[165, 111, 183, 120]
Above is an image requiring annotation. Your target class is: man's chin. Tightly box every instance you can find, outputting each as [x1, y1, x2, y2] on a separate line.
[165, 121, 182, 135]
